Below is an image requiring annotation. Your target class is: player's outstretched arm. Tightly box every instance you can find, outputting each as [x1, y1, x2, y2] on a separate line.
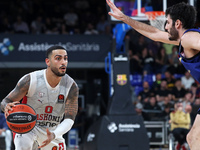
[1, 74, 30, 117]
[106, 0, 178, 45]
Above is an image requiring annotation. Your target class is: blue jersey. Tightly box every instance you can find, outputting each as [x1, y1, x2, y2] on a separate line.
[178, 28, 200, 83]
[0, 113, 8, 130]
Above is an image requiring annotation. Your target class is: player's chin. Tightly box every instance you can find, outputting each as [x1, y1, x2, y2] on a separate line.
[59, 72, 66, 76]
[168, 35, 175, 41]
[168, 37, 176, 41]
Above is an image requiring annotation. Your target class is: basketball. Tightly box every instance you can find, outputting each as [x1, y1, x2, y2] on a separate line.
[6, 104, 37, 134]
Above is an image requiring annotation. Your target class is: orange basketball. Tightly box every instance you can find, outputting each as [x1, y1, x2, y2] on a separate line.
[6, 104, 37, 134]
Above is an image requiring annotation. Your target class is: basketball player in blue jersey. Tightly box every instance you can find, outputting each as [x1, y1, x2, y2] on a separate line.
[107, 0, 200, 149]
[1, 45, 79, 150]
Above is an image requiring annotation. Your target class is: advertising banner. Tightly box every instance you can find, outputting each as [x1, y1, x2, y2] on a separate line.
[0, 34, 111, 63]
[83, 115, 149, 150]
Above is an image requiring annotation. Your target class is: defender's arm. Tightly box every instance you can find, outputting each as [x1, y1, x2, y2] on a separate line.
[106, 0, 179, 45]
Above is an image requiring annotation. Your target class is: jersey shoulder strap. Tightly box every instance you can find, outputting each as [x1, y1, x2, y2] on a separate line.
[26, 70, 44, 97]
[183, 28, 200, 34]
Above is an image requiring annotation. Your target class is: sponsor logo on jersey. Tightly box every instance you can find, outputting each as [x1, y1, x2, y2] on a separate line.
[38, 92, 45, 98]
[52, 146, 57, 150]
[38, 99, 43, 103]
[37, 114, 61, 122]
[37, 113, 61, 127]
[57, 94, 64, 103]
[116, 74, 127, 86]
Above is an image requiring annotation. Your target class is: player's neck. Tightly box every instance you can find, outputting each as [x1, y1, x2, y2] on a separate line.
[180, 28, 187, 39]
[173, 28, 186, 43]
[45, 69, 62, 88]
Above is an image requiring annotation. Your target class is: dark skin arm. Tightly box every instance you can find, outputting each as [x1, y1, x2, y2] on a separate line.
[1, 74, 30, 118]
[39, 82, 79, 148]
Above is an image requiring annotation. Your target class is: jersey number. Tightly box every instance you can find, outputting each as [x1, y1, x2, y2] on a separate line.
[59, 143, 64, 150]
[45, 106, 53, 113]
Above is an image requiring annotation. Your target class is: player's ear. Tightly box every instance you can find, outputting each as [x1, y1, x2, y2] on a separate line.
[175, 19, 182, 29]
[45, 58, 50, 67]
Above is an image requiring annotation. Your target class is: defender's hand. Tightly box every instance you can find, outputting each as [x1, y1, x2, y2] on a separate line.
[106, 0, 126, 21]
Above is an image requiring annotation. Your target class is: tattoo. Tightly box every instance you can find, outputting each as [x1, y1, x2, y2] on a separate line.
[1, 74, 30, 112]
[1, 98, 13, 112]
[65, 82, 79, 120]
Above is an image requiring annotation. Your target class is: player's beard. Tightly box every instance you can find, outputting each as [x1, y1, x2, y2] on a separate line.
[51, 66, 66, 77]
[168, 25, 179, 41]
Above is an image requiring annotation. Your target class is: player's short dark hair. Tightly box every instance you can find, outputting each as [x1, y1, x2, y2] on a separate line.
[46, 45, 66, 58]
[165, 2, 197, 29]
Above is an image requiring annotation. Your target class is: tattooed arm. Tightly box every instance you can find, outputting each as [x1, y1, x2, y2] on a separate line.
[39, 82, 79, 148]
[1, 74, 30, 117]
[52, 82, 79, 137]
[65, 82, 79, 120]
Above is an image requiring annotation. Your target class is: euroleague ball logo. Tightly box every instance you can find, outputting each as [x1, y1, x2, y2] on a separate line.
[28, 115, 32, 121]
[0, 38, 14, 56]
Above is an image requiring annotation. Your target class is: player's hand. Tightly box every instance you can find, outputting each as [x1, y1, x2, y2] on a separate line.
[38, 128, 55, 148]
[106, 0, 126, 21]
[4, 101, 20, 118]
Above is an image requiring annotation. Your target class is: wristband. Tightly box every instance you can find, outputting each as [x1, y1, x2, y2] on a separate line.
[53, 119, 74, 139]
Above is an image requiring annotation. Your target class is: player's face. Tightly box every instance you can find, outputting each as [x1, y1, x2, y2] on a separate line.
[165, 15, 179, 41]
[49, 49, 68, 77]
